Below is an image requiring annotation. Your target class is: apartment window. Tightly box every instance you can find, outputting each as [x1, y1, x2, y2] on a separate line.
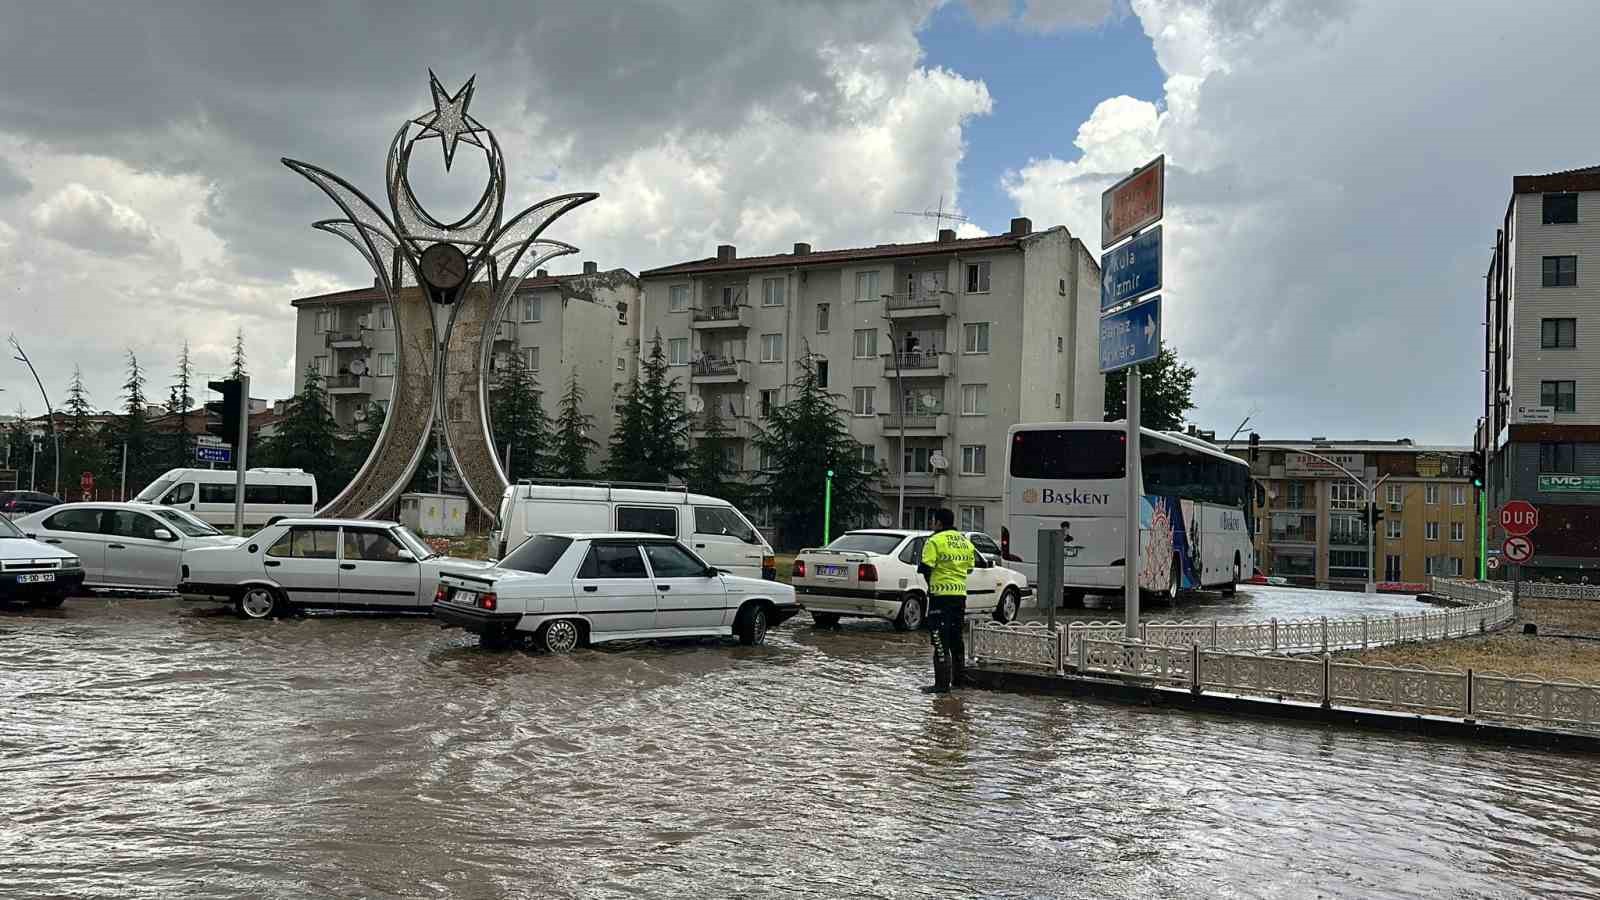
[960, 505, 986, 533]
[1542, 318, 1576, 348]
[314, 355, 330, 376]
[1425, 484, 1438, 504]
[1451, 522, 1464, 542]
[962, 322, 990, 354]
[1539, 442, 1576, 474]
[816, 360, 829, 388]
[668, 338, 688, 366]
[523, 296, 542, 322]
[1386, 518, 1401, 540]
[1543, 255, 1578, 287]
[852, 387, 876, 416]
[904, 446, 932, 474]
[960, 444, 986, 475]
[616, 357, 625, 372]
[1450, 558, 1464, 576]
[762, 277, 786, 307]
[1385, 555, 1402, 582]
[1424, 556, 1439, 576]
[1054, 393, 1062, 409]
[760, 333, 784, 363]
[860, 444, 877, 470]
[960, 383, 989, 415]
[379, 307, 392, 330]
[1386, 483, 1402, 507]
[314, 310, 333, 333]
[524, 347, 540, 371]
[1287, 482, 1308, 509]
[377, 353, 395, 377]
[669, 285, 689, 312]
[1451, 485, 1466, 505]
[1056, 336, 1063, 353]
[816, 303, 830, 333]
[965, 261, 991, 293]
[759, 389, 779, 417]
[1544, 192, 1579, 225]
[1425, 521, 1439, 541]
[1541, 380, 1577, 412]
[853, 328, 878, 359]
[1329, 481, 1362, 510]
[855, 271, 880, 301]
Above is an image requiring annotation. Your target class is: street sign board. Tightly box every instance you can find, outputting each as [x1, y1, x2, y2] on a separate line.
[1099, 294, 1161, 373]
[1100, 224, 1162, 311]
[1101, 155, 1165, 249]
[1539, 474, 1600, 492]
[1487, 557, 1501, 571]
[1499, 500, 1539, 536]
[1503, 535, 1534, 563]
[196, 445, 233, 464]
[1514, 404, 1555, 424]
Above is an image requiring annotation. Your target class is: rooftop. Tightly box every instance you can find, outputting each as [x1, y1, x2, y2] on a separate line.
[1232, 439, 1471, 454]
[290, 267, 636, 308]
[638, 225, 1067, 278]
[1513, 165, 1600, 194]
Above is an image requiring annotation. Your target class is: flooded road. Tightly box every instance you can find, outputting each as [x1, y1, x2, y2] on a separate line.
[5, 591, 1600, 899]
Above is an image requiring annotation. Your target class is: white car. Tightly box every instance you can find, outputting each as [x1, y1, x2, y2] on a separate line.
[0, 513, 85, 607]
[179, 518, 488, 618]
[792, 529, 1034, 630]
[13, 502, 245, 591]
[432, 531, 801, 652]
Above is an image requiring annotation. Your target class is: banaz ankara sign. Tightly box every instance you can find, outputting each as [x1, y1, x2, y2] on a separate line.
[1022, 487, 1111, 506]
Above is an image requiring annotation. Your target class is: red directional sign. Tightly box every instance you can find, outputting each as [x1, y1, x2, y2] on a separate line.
[1503, 535, 1534, 564]
[1499, 500, 1539, 536]
[1101, 156, 1165, 249]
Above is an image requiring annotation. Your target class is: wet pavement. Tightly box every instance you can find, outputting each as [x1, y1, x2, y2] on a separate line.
[1030, 583, 1433, 626]
[4, 589, 1600, 899]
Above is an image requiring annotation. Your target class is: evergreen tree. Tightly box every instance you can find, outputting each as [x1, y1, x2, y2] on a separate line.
[550, 368, 599, 480]
[264, 366, 340, 497]
[106, 350, 157, 495]
[751, 354, 880, 548]
[608, 332, 690, 483]
[335, 401, 385, 496]
[229, 328, 248, 379]
[686, 395, 739, 501]
[490, 350, 551, 481]
[1104, 341, 1197, 430]
[61, 367, 104, 496]
[167, 341, 196, 471]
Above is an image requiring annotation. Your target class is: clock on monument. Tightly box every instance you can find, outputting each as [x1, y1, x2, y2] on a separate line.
[419, 242, 468, 295]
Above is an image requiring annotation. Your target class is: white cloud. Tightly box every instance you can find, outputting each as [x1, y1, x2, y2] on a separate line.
[30, 183, 161, 256]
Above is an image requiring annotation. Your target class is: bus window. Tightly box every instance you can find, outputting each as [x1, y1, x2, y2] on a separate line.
[1009, 430, 1125, 479]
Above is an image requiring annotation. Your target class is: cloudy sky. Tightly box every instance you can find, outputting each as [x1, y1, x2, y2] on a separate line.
[0, 0, 1595, 445]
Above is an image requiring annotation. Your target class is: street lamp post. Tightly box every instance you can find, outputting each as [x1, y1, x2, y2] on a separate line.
[881, 301, 906, 528]
[10, 336, 59, 498]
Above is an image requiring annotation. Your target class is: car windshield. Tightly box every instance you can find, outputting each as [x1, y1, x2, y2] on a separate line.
[824, 533, 908, 555]
[391, 526, 435, 560]
[135, 478, 176, 503]
[0, 516, 22, 538]
[152, 508, 222, 537]
[500, 535, 573, 574]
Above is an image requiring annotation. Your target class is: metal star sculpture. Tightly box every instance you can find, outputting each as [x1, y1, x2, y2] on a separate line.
[283, 73, 596, 519]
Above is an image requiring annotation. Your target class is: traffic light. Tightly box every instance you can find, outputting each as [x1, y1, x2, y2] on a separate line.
[206, 378, 244, 443]
[1469, 450, 1485, 488]
[1364, 502, 1385, 529]
[1248, 432, 1261, 463]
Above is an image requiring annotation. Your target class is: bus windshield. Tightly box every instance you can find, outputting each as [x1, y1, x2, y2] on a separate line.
[1009, 430, 1125, 479]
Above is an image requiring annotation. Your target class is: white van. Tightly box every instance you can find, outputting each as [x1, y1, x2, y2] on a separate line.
[135, 468, 319, 528]
[492, 481, 776, 580]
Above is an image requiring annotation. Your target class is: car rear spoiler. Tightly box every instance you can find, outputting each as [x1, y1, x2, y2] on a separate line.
[796, 548, 873, 561]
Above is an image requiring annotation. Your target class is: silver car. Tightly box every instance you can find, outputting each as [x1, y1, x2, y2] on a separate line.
[13, 502, 245, 591]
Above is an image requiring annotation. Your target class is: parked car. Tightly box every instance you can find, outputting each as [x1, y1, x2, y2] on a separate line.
[433, 532, 801, 652]
[0, 513, 84, 606]
[791, 529, 1033, 630]
[13, 502, 245, 591]
[491, 480, 775, 579]
[179, 518, 489, 618]
[1, 491, 64, 516]
[134, 467, 318, 529]
[966, 531, 1004, 565]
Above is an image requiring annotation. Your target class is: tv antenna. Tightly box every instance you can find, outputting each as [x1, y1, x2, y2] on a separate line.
[895, 194, 970, 239]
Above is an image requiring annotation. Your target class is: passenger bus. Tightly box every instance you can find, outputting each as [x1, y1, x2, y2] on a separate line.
[1003, 422, 1253, 603]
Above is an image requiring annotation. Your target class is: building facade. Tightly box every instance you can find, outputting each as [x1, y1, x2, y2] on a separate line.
[1483, 166, 1600, 578]
[1234, 440, 1480, 590]
[638, 218, 1104, 534]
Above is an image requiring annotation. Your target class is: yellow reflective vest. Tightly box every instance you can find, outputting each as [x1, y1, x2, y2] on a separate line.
[921, 529, 975, 597]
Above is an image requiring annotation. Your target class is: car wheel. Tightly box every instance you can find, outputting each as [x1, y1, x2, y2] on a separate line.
[34, 594, 66, 609]
[993, 587, 1021, 624]
[1166, 556, 1181, 603]
[735, 603, 769, 646]
[811, 611, 842, 629]
[894, 593, 925, 632]
[1221, 555, 1240, 597]
[537, 619, 582, 654]
[1062, 589, 1086, 609]
[236, 586, 283, 619]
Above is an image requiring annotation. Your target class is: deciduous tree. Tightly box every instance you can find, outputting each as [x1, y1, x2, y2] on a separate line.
[1104, 341, 1197, 431]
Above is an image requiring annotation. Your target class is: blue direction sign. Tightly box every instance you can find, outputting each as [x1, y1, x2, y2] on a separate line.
[1101, 224, 1162, 311]
[1099, 295, 1161, 373]
[195, 445, 233, 464]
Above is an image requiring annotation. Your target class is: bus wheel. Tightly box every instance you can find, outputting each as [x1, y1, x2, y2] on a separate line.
[1062, 589, 1085, 609]
[1221, 555, 1240, 597]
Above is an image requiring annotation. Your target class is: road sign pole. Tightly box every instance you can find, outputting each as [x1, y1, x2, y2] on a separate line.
[1124, 365, 1141, 640]
[823, 468, 834, 545]
[1479, 488, 1487, 581]
[234, 374, 249, 536]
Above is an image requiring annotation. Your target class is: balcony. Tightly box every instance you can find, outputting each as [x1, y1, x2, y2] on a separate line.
[1268, 512, 1316, 544]
[879, 472, 947, 497]
[881, 350, 951, 379]
[879, 411, 950, 437]
[689, 305, 750, 330]
[884, 291, 956, 319]
[324, 331, 368, 349]
[691, 413, 755, 439]
[325, 374, 374, 395]
[690, 357, 749, 385]
[492, 321, 518, 343]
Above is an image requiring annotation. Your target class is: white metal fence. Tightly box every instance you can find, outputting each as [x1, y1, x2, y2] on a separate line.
[1516, 581, 1600, 601]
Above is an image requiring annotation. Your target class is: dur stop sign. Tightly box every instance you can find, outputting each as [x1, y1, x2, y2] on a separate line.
[1499, 500, 1539, 536]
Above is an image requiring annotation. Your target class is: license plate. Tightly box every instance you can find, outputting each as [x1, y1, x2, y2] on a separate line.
[817, 565, 846, 578]
[453, 590, 478, 605]
[17, 573, 55, 584]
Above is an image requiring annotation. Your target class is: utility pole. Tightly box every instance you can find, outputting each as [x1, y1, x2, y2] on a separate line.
[1124, 366, 1141, 639]
[10, 335, 59, 497]
[882, 306, 906, 528]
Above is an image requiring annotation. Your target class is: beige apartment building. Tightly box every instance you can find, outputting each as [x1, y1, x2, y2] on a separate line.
[1230, 439, 1481, 589]
[637, 218, 1104, 534]
[290, 263, 640, 450]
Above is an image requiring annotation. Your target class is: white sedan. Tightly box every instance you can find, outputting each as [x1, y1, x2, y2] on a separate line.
[791, 529, 1033, 630]
[13, 502, 244, 591]
[179, 518, 488, 618]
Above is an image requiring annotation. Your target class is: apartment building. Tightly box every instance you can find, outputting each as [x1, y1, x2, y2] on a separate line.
[1231, 439, 1480, 590]
[1482, 166, 1600, 578]
[637, 218, 1103, 534]
[290, 264, 639, 451]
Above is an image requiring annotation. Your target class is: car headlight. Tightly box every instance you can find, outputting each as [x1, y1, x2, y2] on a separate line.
[63, 556, 81, 568]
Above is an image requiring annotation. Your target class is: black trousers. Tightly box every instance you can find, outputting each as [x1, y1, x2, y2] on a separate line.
[928, 594, 966, 690]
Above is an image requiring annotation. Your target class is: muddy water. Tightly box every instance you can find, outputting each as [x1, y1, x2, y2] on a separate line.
[4, 594, 1599, 899]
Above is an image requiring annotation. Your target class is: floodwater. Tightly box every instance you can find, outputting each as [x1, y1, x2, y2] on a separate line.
[1034, 583, 1431, 626]
[4, 590, 1599, 899]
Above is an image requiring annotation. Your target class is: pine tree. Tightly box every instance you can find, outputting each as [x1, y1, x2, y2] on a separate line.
[61, 367, 104, 497]
[264, 366, 340, 498]
[751, 354, 880, 548]
[608, 332, 690, 483]
[550, 368, 599, 480]
[335, 401, 385, 495]
[687, 395, 739, 501]
[167, 341, 196, 470]
[229, 328, 248, 380]
[490, 350, 552, 481]
[106, 350, 157, 495]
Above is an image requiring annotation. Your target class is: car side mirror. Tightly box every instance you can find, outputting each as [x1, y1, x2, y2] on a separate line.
[247, 543, 258, 553]
[153, 528, 174, 541]
[396, 549, 417, 562]
[25, 532, 36, 539]
[705, 566, 721, 578]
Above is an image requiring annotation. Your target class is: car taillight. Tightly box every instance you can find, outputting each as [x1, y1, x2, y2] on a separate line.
[792, 559, 806, 579]
[858, 563, 878, 582]
[434, 585, 447, 602]
[762, 554, 775, 570]
[479, 592, 497, 611]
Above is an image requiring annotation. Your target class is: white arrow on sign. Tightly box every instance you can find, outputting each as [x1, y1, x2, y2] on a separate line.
[1143, 314, 1157, 342]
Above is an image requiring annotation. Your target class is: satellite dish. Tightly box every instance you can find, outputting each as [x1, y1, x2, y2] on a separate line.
[929, 451, 948, 471]
[349, 358, 368, 376]
[688, 395, 706, 413]
[919, 392, 938, 411]
[353, 407, 367, 422]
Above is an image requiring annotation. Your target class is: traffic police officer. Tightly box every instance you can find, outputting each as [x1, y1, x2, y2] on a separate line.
[918, 507, 975, 693]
